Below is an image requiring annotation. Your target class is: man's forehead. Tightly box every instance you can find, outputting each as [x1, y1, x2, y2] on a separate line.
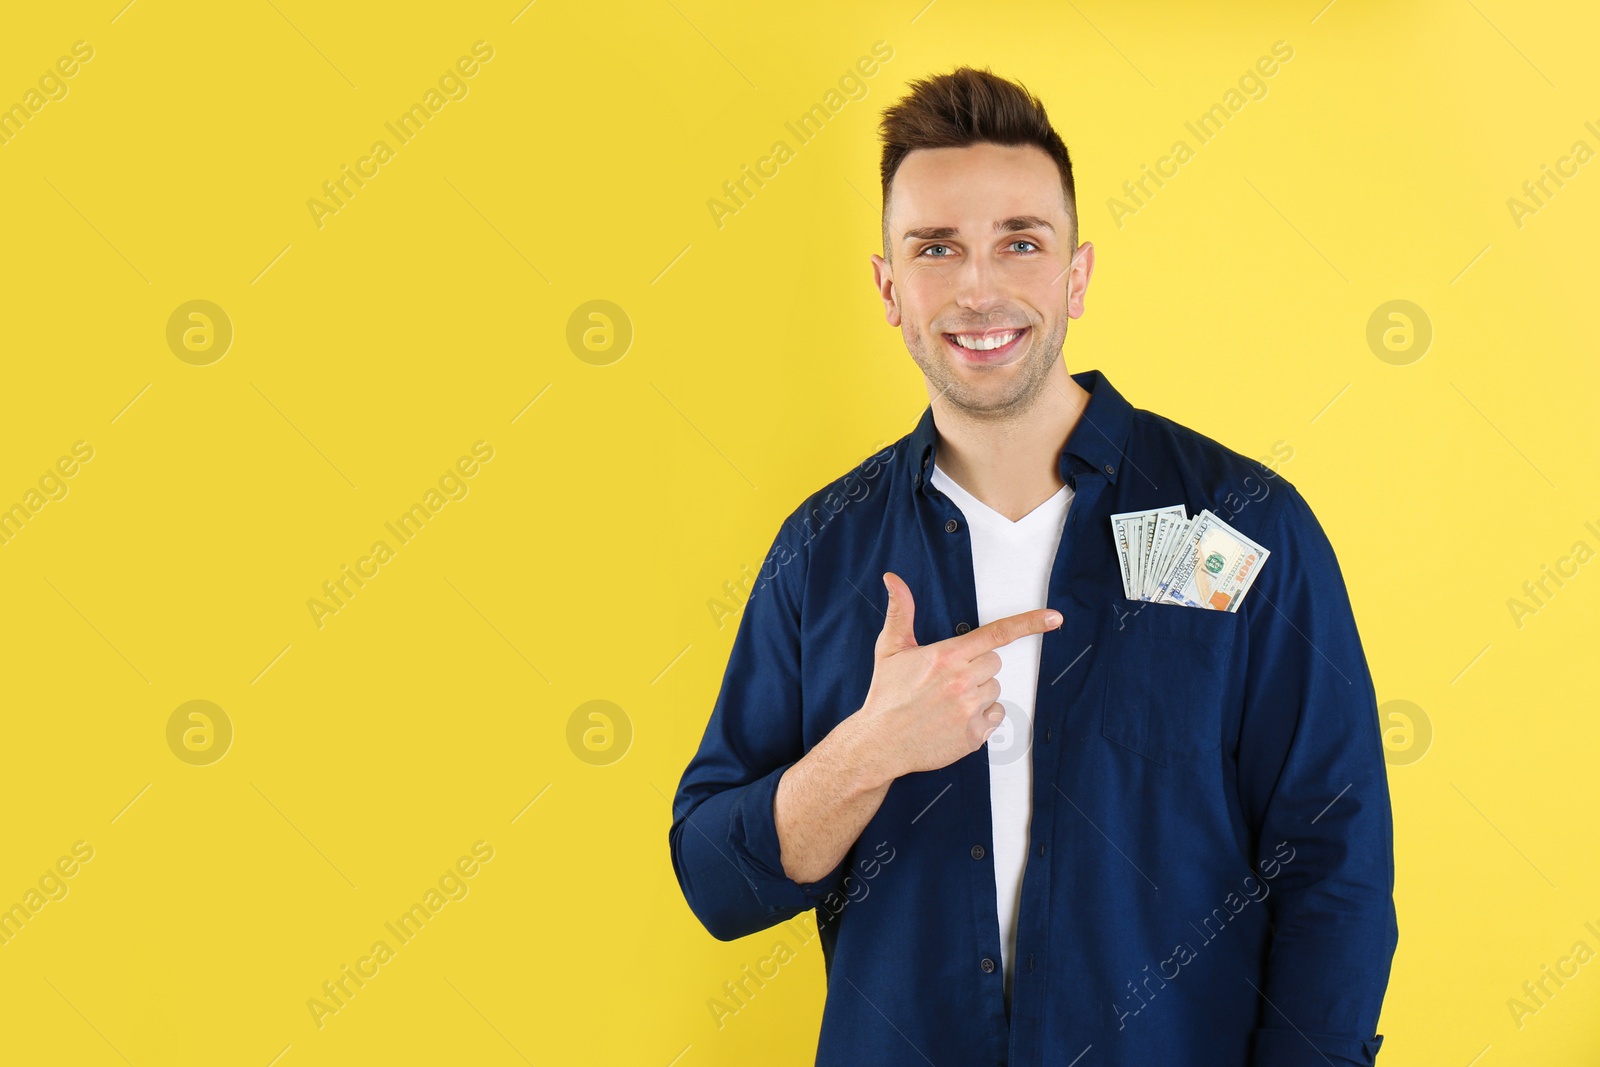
[888, 144, 1068, 229]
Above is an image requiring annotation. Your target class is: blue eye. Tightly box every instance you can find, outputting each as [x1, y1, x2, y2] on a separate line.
[918, 240, 1039, 257]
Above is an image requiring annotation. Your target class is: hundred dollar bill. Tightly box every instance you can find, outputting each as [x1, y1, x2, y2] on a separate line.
[1108, 511, 1136, 598]
[1111, 506, 1191, 601]
[1132, 515, 1147, 595]
[1135, 518, 1154, 598]
[1148, 514, 1194, 599]
[1108, 509, 1154, 599]
[1139, 506, 1187, 599]
[1154, 509, 1270, 611]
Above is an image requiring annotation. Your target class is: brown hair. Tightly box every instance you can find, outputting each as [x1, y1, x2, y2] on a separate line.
[878, 66, 1076, 261]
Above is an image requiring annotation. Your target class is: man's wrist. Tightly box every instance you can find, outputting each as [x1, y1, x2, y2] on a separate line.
[831, 709, 899, 794]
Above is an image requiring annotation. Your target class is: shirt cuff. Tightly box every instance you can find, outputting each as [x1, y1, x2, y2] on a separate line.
[1252, 1027, 1384, 1066]
[727, 760, 844, 915]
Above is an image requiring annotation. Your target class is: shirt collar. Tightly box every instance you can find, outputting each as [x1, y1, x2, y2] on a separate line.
[907, 368, 1133, 493]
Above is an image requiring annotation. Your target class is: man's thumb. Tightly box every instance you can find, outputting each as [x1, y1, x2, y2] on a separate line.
[877, 571, 917, 656]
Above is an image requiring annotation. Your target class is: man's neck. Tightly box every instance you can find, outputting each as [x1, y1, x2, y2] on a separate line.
[930, 361, 1090, 522]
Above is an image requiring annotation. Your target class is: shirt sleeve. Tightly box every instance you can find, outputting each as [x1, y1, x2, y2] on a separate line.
[667, 516, 852, 942]
[1237, 477, 1399, 1067]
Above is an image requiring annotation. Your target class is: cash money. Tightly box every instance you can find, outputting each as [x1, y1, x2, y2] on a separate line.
[1109, 505, 1270, 611]
[1110, 505, 1182, 602]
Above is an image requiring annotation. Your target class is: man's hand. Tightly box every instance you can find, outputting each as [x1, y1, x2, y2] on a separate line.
[854, 571, 1063, 781]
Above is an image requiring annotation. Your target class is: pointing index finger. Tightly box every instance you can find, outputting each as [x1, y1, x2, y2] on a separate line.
[951, 607, 1063, 657]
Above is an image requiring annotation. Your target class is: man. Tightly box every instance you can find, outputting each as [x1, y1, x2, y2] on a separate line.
[669, 66, 1396, 1067]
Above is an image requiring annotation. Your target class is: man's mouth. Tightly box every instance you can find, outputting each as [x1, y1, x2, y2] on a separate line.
[943, 326, 1029, 363]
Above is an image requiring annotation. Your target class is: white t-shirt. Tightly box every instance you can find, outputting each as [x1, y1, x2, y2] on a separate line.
[929, 462, 1072, 1009]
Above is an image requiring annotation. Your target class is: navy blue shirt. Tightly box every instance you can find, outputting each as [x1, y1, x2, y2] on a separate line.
[669, 369, 1397, 1066]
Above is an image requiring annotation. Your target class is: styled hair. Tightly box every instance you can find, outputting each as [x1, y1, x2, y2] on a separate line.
[877, 66, 1076, 261]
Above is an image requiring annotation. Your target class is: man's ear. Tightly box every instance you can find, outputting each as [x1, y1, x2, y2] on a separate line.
[870, 253, 901, 327]
[1065, 241, 1096, 320]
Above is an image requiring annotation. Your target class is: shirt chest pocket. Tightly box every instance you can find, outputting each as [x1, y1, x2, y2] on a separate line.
[1100, 603, 1241, 766]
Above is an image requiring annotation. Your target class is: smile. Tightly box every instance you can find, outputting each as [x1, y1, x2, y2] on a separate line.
[943, 326, 1029, 363]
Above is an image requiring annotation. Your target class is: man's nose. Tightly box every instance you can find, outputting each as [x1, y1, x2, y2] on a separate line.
[951, 252, 1007, 311]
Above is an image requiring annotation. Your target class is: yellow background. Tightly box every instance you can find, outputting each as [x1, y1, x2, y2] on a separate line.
[0, 0, 1595, 1063]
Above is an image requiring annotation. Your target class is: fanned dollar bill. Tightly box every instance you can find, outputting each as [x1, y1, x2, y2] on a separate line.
[1109, 505, 1270, 611]
[1110, 505, 1182, 601]
[1108, 508, 1144, 599]
[1153, 509, 1270, 611]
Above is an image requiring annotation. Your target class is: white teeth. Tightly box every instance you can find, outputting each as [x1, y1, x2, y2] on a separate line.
[951, 329, 1022, 351]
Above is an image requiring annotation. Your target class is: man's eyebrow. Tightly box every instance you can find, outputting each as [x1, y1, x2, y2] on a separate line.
[901, 216, 1056, 242]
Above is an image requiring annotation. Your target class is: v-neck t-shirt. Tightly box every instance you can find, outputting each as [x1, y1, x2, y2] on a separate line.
[928, 461, 1073, 1012]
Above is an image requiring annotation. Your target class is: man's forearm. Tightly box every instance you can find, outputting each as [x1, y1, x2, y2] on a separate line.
[774, 711, 896, 885]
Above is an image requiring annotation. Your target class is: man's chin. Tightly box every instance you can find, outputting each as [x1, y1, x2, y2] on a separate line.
[939, 379, 1039, 417]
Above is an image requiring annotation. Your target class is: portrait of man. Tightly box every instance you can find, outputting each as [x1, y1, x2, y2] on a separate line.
[670, 66, 1396, 1066]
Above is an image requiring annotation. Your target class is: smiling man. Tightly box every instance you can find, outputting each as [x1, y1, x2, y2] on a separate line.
[670, 67, 1397, 1067]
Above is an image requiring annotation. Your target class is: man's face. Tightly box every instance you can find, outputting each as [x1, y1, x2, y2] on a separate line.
[871, 142, 1094, 420]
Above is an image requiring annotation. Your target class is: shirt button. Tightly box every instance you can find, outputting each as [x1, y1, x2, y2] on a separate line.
[945, 518, 960, 533]
[1104, 463, 1115, 475]
[955, 621, 971, 635]
[1045, 726, 1053, 743]
[980, 957, 996, 974]
[1038, 843, 1046, 857]
[970, 844, 985, 860]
